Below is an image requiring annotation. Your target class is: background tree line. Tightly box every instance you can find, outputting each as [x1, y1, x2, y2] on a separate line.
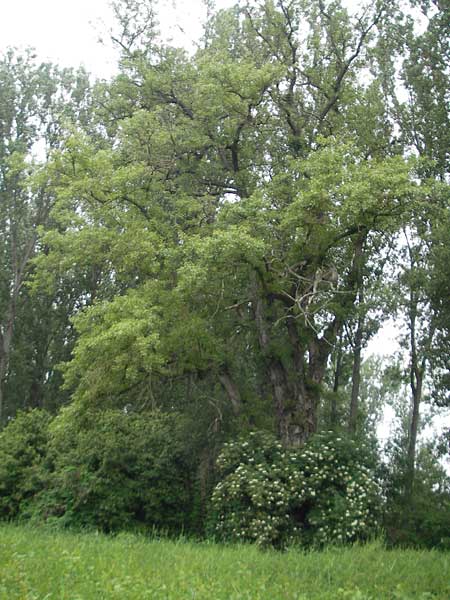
[0, 0, 448, 548]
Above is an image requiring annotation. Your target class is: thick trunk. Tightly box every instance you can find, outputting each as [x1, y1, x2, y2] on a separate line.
[266, 354, 320, 447]
[254, 295, 326, 447]
[254, 295, 296, 444]
[284, 317, 320, 445]
[282, 388, 319, 447]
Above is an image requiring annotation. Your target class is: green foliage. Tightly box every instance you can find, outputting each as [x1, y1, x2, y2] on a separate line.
[383, 436, 450, 550]
[209, 431, 380, 548]
[390, 491, 450, 551]
[31, 407, 192, 533]
[427, 195, 450, 406]
[61, 286, 165, 405]
[0, 49, 93, 422]
[0, 410, 52, 519]
[0, 0, 448, 556]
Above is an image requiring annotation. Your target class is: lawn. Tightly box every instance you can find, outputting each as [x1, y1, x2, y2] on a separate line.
[0, 524, 448, 599]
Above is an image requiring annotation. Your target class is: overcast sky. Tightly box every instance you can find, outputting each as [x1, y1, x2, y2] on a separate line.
[0, 0, 372, 77]
[1, 0, 115, 76]
[0, 0, 236, 78]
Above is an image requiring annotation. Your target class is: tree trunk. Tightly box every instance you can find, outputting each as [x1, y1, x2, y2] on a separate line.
[348, 310, 363, 434]
[406, 368, 422, 499]
[254, 295, 326, 447]
[252, 228, 366, 446]
[0, 355, 6, 424]
[405, 291, 425, 500]
[0, 306, 15, 424]
[254, 295, 296, 445]
[347, 231, 366, 434]
[218, 368, 242, 416]
[331, 336, 343, 427]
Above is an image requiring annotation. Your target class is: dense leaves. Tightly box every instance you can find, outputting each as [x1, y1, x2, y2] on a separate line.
[31, 407, 193, 533]
[0, 409, 52, 519]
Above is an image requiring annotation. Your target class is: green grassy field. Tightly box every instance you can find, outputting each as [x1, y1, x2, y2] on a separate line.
[0, 524, 448, 599]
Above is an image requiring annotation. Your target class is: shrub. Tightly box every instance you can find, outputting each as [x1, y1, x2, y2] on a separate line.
[386, 494, 450, 551]
[383, 439, 450, 550]
[209, 430, 381, 548]
[0, 409, 53, 519]
[32, 405, 192, 533]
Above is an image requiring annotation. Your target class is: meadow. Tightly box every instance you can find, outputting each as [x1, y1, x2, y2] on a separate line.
[0, 524, 448, 599]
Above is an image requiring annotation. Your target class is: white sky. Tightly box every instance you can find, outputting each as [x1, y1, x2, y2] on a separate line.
[0, 0, 235, 78]
[0, 0, 116, 76]
[0, 0, 372, 78]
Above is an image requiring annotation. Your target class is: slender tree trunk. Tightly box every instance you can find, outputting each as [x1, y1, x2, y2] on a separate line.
[0, 303, 16, 424]
[0, 354, 7, 424]
[406, 369, 422, 499]
[348, 232, 366, 434]
[405, 293, 425, 500]
[331, 336, 343, 427]
[218, 367, 242, 416]
[349, 309, 364, 433]
[402, 230, 435, 502]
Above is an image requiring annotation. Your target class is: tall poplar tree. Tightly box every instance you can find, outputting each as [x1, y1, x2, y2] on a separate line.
[0, 50, 91, 422]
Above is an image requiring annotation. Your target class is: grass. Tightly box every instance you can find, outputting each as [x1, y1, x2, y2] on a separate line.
[0, 524, 449, 599]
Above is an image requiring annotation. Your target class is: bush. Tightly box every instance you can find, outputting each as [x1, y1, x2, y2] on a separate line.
[0, 409, 53, 519]
[388, 495, 450, 550]
[383, 439, 450, 550]
[31, 406, 192, 533]
[209, 430, 381, 548]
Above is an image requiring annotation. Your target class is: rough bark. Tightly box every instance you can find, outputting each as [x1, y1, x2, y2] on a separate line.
[249, 225, 369, 446]
[406, 366, 422, 500]
[254, 294, 327, 447]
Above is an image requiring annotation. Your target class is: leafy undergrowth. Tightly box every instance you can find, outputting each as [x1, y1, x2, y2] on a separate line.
[0, 524, 448, 599]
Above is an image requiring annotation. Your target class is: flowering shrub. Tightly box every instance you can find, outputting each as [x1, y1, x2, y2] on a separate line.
[209, 431, 381, 548]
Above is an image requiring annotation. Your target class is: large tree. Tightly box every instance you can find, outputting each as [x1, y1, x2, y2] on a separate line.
[37, 0, 421, 446]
